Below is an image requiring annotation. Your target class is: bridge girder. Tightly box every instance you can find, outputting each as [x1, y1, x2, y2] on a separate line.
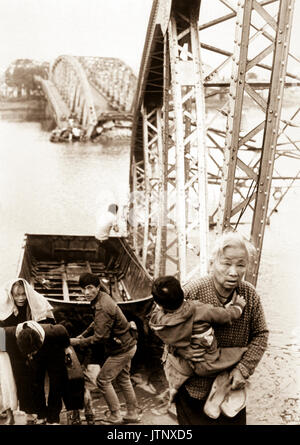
[130, 0, 209, 283]
[129, 0, 298, 285]
[51, 55, 98, 137]
[42, 55, 137, 137]
[214, 0, 296, 283]
[78, 56, 137, 113]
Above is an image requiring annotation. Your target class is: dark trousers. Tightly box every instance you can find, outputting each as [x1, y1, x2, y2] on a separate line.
[31, 352, 67, 423]
[11, 358, 36, 414]
[175, 385, 246, 425]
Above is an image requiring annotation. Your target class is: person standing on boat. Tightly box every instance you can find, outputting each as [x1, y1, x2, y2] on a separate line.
[70, 272, 140, 425]
[0, 278, 55, 424]
[95, 204, 119, 242]
[95, 203, 121, 272]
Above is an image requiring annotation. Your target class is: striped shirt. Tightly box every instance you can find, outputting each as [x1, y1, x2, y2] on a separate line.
[182, 275, 269, 400]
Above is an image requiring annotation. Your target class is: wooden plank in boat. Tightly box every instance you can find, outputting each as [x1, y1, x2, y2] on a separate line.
[18, 234, 154, 322]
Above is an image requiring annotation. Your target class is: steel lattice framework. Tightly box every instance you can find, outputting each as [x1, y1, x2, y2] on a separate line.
[51, 55, 98, 137]
[129, 0, 299, 285]
[213, 0, 296, 283]
[78, 56, 137, 113]
[42, 55, 137, 136]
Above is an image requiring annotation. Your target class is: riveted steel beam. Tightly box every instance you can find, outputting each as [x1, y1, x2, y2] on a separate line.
[130, 0, 298, 287]
[130, 0, 208, 283]
[249, 0, 295, 283]
[214, 0, 295, 285]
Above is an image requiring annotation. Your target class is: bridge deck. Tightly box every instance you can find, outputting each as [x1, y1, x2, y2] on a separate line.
[36, 76, 71, 128]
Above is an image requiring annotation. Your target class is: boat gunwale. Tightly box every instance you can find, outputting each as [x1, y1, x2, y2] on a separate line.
[18, 233, 154, 307]
[46, 294, 153, 306]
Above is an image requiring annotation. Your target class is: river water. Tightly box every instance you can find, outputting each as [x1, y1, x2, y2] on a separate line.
[0, 120, 130, 281]
[0, 117, 299, 423]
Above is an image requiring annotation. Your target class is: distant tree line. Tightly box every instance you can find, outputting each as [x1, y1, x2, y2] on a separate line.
[4, 59, 49, 97]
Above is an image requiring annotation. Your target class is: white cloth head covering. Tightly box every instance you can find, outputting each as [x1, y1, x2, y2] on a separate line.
[16, 320, 45, 343]
[0, 278, 54, 322]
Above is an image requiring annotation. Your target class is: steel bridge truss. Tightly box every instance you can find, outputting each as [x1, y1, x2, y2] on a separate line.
[211, 0, 296, 283]
[130, 0, 210, 283]
[48, 55, 137, 137]
[130, 0, 299, 285]
[78, 57, 137, 113]
[51, 55, 98, 137]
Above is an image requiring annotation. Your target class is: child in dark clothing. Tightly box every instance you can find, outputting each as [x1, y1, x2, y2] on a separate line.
[149, 276, 247, 410]
[10, 321, 81, 424]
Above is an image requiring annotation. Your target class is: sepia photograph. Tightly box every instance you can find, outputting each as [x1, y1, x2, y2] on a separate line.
[0, 0, 299, 430]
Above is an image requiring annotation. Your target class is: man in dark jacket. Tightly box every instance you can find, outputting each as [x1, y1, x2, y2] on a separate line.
[70, 273, 139, 425]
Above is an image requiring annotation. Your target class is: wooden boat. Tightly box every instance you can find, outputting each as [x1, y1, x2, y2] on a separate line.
[17, 234, 154, 338]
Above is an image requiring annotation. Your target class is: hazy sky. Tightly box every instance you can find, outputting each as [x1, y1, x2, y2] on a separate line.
[0, 0, 153, 74]
[0, 0, 299, 75]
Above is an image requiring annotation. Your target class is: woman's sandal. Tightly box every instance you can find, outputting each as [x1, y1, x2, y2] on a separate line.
[220, 387, 247, 417]
[203, 371, 231, 419]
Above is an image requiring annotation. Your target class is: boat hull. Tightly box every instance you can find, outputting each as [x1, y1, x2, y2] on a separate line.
[17, 234, 154, 335]
[17, 233, 163, 375]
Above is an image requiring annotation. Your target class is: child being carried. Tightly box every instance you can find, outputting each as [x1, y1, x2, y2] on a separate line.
[149, 276, 247, 408]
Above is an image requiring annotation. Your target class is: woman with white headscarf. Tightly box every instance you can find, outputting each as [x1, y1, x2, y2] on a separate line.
[0, 278, 54, 327]
[0, 278, 55, 424]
